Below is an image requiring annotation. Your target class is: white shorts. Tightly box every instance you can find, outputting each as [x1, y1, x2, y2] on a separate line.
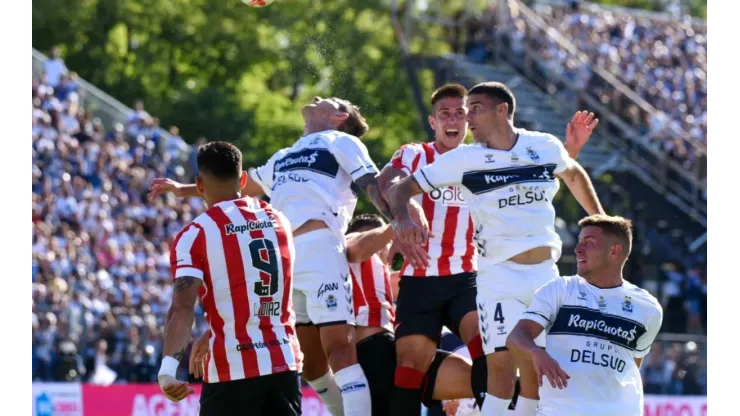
[292, 228, 355, 327]
[476, 259, 558, 354]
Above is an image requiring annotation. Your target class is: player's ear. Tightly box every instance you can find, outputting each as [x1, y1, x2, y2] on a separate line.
[331, 111, 349, 125]
[239, 170, 248, 190]
[428, 115, 436, 130]
[195, 175, 205, 195]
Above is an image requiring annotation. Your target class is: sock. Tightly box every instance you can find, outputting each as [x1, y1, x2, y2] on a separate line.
[391, 366, 425, 416]
[515, 397, 539, 416]
[481, 394, 512, 416]
[467, 335, 488, 408]
[307, 370, 345, 416]
[334, 364, 372, 416]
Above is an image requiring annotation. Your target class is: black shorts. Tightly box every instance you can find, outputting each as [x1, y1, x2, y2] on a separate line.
[357, 331, 396, 416]
[199, 371, 302, 416]
[395, 272, 477, 342]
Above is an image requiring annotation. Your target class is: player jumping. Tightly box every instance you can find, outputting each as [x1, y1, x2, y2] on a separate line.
[388, 81, 604, 416]
[506, 215, 663, 416]
[157, 142, 301, 415]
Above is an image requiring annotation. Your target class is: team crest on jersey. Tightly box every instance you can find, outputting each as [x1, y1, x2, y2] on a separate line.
[325, 294, 338, 311]
[526, 146, 540, 163]
[622, 296, 633, 313]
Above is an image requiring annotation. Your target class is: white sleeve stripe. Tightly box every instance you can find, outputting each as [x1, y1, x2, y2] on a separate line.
[175, 267, 204, 280]
[175, 225, 201, 267]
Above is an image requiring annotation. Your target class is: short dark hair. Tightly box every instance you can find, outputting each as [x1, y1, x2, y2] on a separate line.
[347, 213, 385, 234]
[468, 82, 516, 118]
[197, 141, 243, 181]
[334, 97, 370, 139]
[578, 214, 633, 258]
[431, 84, 468, 108]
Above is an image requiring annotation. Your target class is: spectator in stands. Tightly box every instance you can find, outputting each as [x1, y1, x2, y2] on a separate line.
[44, 46, 67, 88]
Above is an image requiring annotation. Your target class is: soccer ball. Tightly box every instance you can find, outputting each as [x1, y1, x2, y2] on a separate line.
[244, 0, 274, 6]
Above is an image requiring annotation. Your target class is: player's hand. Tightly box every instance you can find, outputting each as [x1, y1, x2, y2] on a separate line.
[443, 399, 460, 416]
[189, 334, 210, 380]
[408, 199, 432, 236]
[565, 111, 599, 159]
[532, 349, 570, 389]
[149, 178, 187, 199]
[392, 218, 428, 246]
[387, 237, 430, 268]
[158, 374, 195, 402]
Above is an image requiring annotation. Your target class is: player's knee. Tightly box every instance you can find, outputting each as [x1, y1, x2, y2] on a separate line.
[486, 352, 517, 392]
[319, 324, 358, 370]
[457, 311, 480, 343]
[396, 335, 436, 371]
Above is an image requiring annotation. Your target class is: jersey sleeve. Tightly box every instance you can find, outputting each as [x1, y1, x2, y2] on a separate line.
[548, 134, 576, 174]
[249, 148, 288, 196]
[522, 276, 566, 330]
[332, 133, 379, 181]
[385, 144, 423, 176]
[170, 223, 205, 280]
[412, 147, 466, 192]
[634, 303, 664, 358]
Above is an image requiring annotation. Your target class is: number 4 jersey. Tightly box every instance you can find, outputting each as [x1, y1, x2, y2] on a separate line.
[170, 196, 302, 383]
[523, 275, 663, 416]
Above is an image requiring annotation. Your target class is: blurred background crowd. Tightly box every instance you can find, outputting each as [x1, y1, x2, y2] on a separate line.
[31, 0, 707, 398]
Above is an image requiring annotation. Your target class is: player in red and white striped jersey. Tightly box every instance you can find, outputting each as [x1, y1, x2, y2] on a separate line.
[158, 142, 302, 416]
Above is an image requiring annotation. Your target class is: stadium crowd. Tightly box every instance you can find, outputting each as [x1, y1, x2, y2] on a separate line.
[31, 49, 705, 395]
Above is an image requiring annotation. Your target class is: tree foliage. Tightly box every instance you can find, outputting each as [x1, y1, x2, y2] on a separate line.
[33, 0, 447, 213]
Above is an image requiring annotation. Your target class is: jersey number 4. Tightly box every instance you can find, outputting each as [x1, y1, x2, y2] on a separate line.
[250, 239, 279, 297]
[494, 302, 505, 324]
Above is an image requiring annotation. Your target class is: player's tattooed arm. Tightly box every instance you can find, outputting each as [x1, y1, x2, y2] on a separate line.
[556, 161, 605, 216]
[355, 173, 395, 221]
[163, 277, 202, 364]
[387, 176, 429, 245]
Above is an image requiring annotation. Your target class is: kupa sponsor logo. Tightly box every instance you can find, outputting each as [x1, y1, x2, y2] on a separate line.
[498, 190, 547, 208]
[429, 186, 467, 206]
[275, 151, 319, 171]
[225, 220, 274, 235]
[567, 314, 639, 343]
[484, 173, 518, 185]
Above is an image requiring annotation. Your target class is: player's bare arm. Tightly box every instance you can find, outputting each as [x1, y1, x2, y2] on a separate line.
[158, 276, 201, 401]
[346, 224, 394, 264]
[507, 319, 570, 390]
[556, 161, 605, 216]
[149, 173, 264, 199]
[387, 175, 427, 245]
[354, 172, 395, 221]
[378, 165, 429, 230]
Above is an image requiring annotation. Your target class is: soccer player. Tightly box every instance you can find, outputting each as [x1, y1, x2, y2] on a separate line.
[151, 96, 389, 415]
[377, 84, 597, 415]
[506, 215, 663, 416]
[157, 142, 301, 415]
[388, 81, 604, 416]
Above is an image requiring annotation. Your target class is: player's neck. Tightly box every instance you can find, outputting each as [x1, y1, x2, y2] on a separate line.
[585, 270, 624, 289]
[205, 191, 243, 207]
[303, 121, 335, 136]
[484, 123, 517, 151]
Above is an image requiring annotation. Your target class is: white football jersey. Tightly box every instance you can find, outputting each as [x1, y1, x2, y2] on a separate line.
[412, 129, 574, 264]
[524, 275, 663, 416]
[250, 129, 378, 238]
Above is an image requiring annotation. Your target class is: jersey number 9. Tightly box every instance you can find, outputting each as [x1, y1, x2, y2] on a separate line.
[250, 239, 280, 297]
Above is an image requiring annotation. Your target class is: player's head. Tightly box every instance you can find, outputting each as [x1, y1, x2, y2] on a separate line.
[302, 96, 369, 138]
[429, 84, 468, 152]
[347, 213, 391, 262]
[195, 141, 248, 206]
[575, 214, 633, 279]
[466, 82, 516, 143]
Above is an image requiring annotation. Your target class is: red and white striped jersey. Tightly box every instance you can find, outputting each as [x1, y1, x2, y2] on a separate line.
[386, 142, 477, 277]
[349, 254, 395, 332]
[170, 196, 302, 383]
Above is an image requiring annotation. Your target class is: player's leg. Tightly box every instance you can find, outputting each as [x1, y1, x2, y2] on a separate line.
[392, 276, 445, 416]
[356, 330, 396, 416]
[303, 230, 371, 416]
[296, 323, 344, 416]
[446, 272, 488, 408]
[264, 371, 303, 416]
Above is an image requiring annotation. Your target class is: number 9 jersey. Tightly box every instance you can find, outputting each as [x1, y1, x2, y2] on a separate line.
[170, 196, 302, 383]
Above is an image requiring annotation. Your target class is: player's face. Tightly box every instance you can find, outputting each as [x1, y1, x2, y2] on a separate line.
[466, 94, 504, 143]
[574, 226, 612, 277]
[429, 96, 468, 152]
[302, 96, 350, 125]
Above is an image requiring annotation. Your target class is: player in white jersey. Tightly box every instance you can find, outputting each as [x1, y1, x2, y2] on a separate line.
[151, 96, 391, 416]
[388, 82, 604, 416]
[157, 142, 301, 415]
[506, 215, 663, 416]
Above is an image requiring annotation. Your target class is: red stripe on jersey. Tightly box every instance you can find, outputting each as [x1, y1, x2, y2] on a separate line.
[412, 143, 436, 277]
[382, 266, 396, 322]
[462, 216, 475, 273]
[235, 199, 288, 374]
[361, 259, 382, 327]
[411, 152, 422, 173]
[206, 207, 259, 379]
[350, 268, 366, 318]
[437, 206, 460, 276]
